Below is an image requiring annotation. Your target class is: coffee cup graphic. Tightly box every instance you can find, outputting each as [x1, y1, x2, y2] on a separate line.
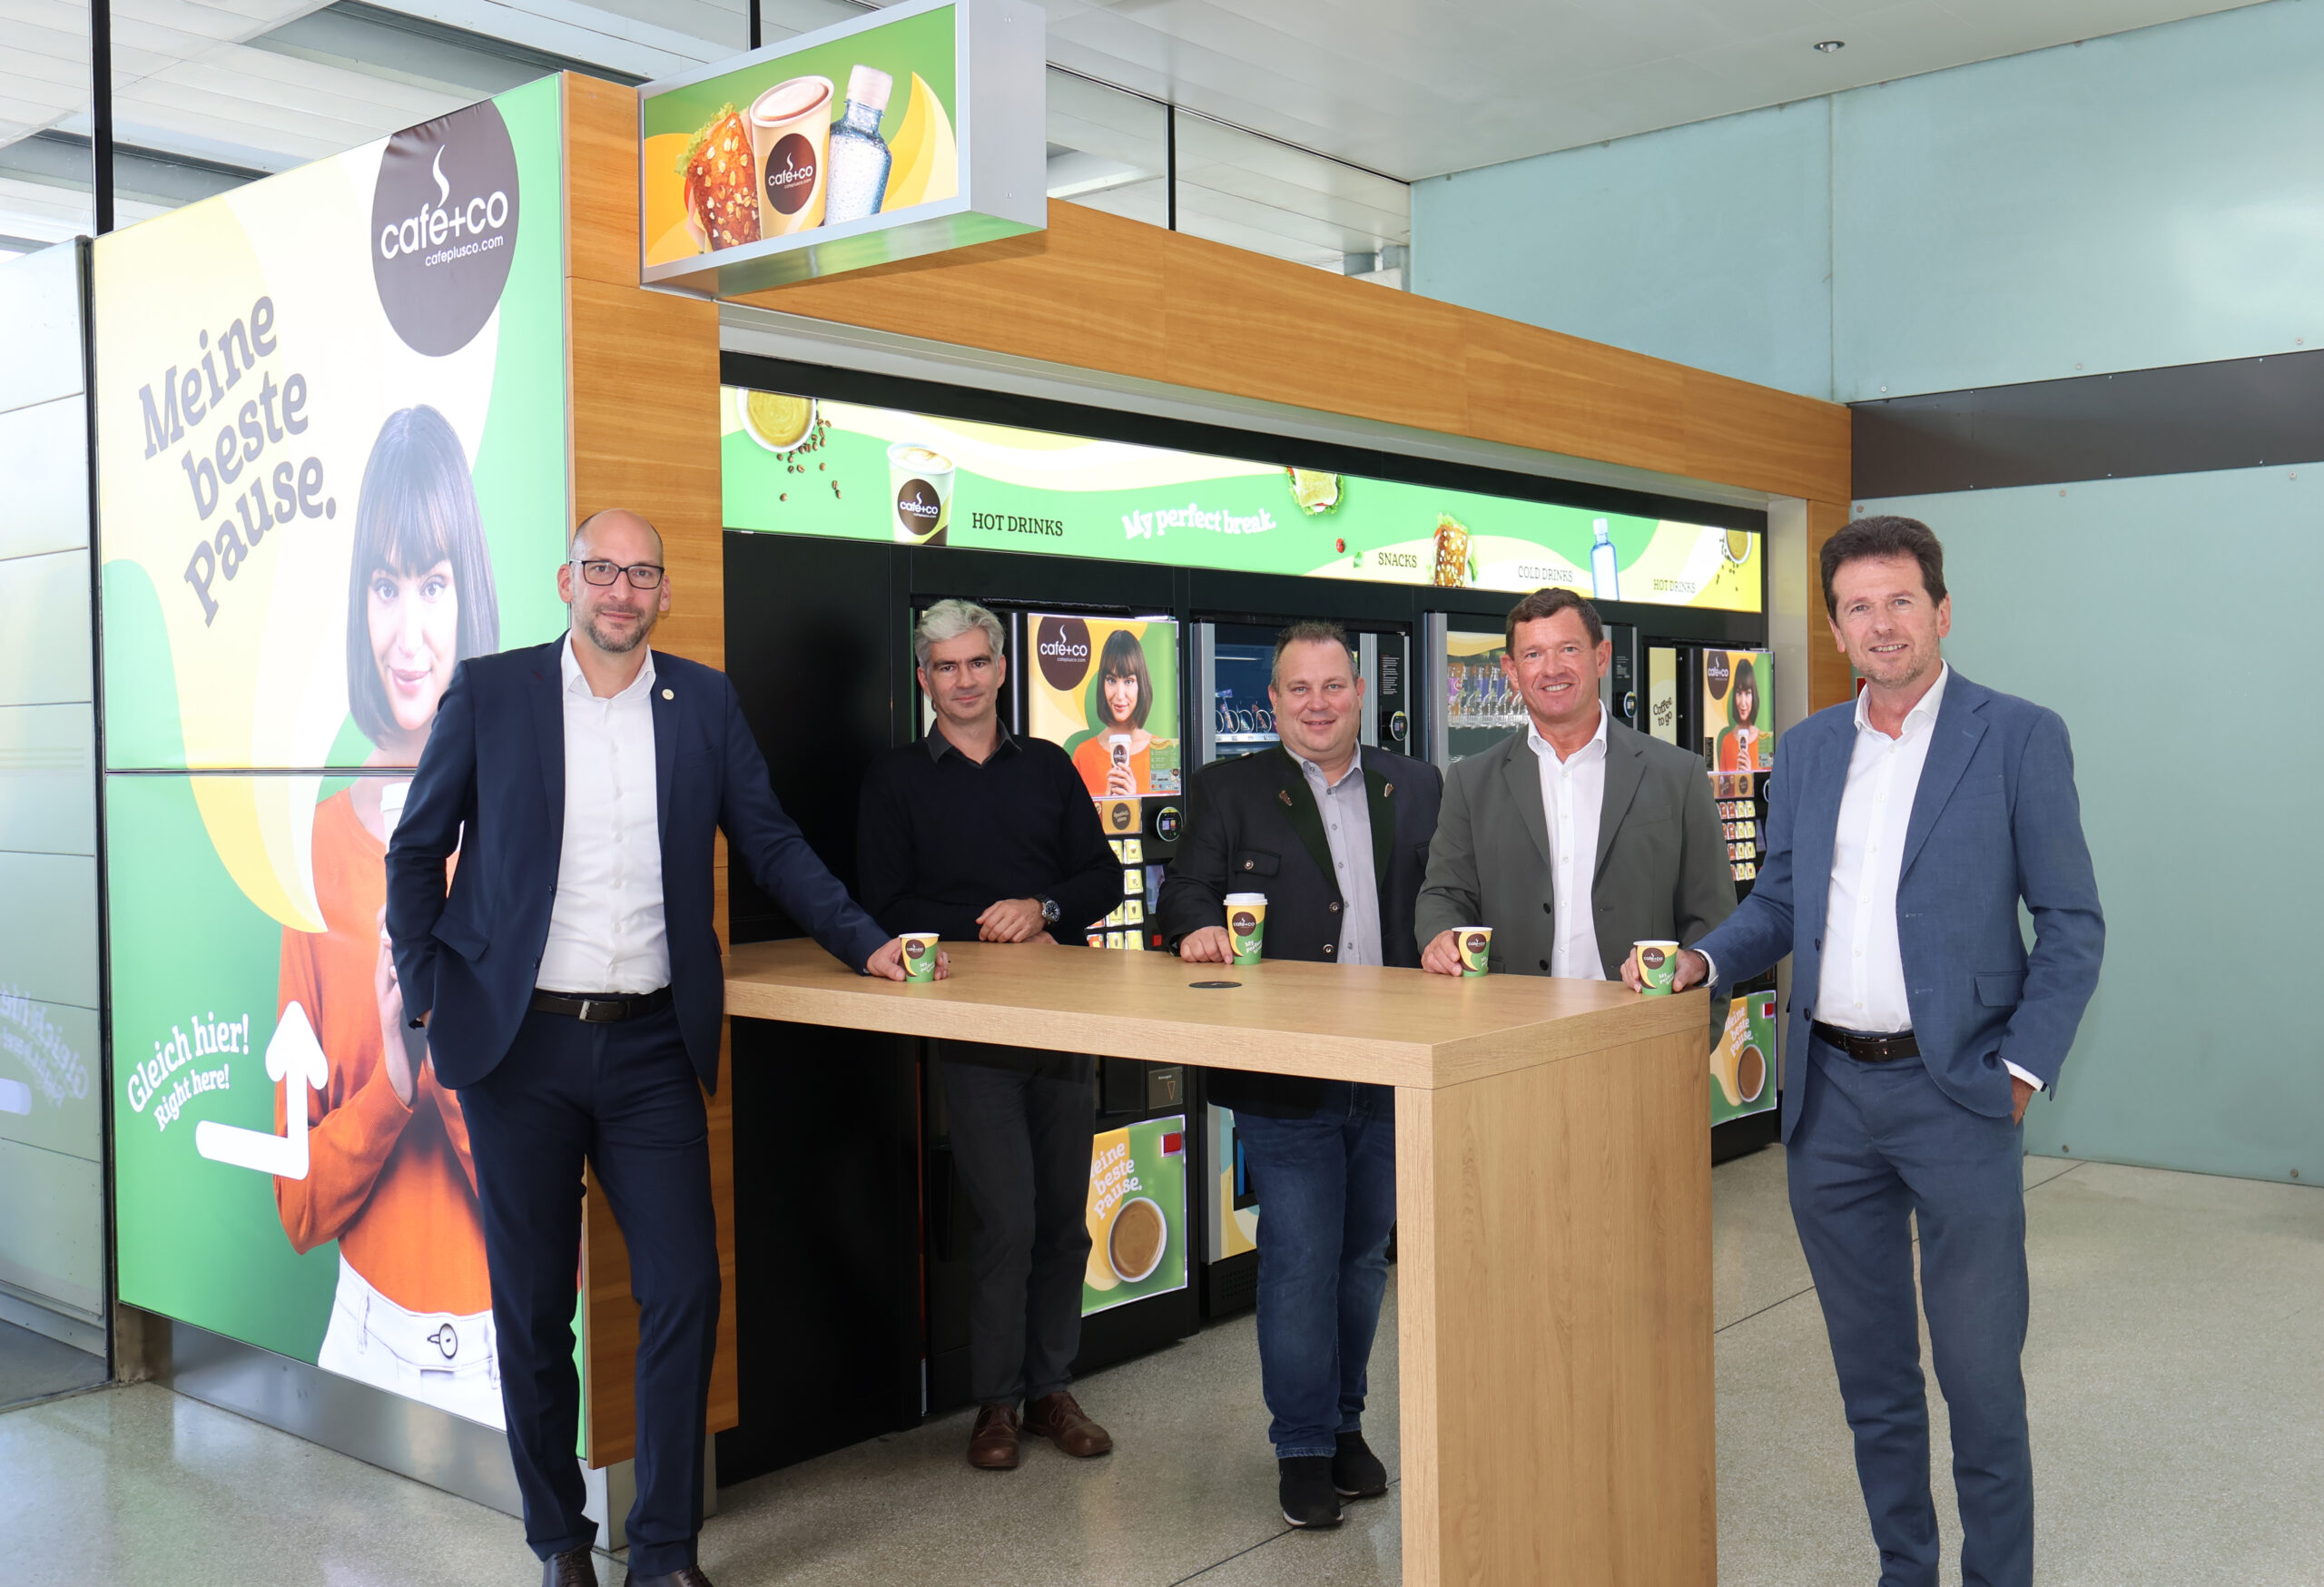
[1633, 939, 1679, 995]
[887, 441, 954, 546]
[1735, 1043, 1767, 1102]
[1108, 1196, 1167, 1284]
[1225, 892, 1266, 965]
[1457, 927, 1492, 976]
[748, 75, 832, 236]
[901, 932, 939, 981]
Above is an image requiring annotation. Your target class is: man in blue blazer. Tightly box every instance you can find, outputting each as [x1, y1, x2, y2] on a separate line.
[1651, 516, 2102, 1587]
[387, 509, 923, 1587]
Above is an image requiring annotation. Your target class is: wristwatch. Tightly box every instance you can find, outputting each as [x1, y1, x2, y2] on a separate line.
[1037, 895, 1062, 925]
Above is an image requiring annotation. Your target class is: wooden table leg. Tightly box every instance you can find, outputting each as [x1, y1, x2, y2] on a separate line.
[1394, 1027, 1717, 1584]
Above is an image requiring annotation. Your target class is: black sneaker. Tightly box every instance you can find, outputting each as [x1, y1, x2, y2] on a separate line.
[1333, 1431, 1388, 1499]
[1278, 1455, 1342, 1528]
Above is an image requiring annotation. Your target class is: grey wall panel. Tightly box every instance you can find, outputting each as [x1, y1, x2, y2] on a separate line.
[0, 242, 86, 418]
[0, 704, 97, 856]
[0, 397, 91, 562]
[0, 1136, 104, 1323]
[0, 995, 101, 1163]
[0, 851, 99, 1010]
[0, 550, 94, 707]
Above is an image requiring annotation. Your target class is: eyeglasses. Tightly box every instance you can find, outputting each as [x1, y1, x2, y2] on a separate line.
[572, 559, 665, 589]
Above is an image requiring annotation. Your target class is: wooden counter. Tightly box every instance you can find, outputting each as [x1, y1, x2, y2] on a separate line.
[727, 939, 1717, 1586]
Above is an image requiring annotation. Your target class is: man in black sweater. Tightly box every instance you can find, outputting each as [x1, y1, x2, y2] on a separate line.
[856, 600, 1121, 1473]
[1157, 621, 1442, 1530]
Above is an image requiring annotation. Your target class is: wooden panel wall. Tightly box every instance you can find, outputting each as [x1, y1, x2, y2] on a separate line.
[1805, 498, 1856, 713]
[730, 203, 1853, 508]
[562, 72, 735, 1466]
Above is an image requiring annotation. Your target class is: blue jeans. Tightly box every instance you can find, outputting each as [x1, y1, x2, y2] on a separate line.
[1789, 1039, 2032, 1587]
[1233, 1081, 1397, 1461]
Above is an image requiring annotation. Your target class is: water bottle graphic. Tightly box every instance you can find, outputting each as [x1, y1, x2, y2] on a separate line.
[1590, 518, 1620, 601]
[823, 64, 894, 225]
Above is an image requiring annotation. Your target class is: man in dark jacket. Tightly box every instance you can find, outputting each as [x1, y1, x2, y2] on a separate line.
[1158, 620, 1442, 1531]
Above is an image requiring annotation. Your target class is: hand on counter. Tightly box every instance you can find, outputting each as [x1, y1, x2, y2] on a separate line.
[976, 897, 1049, 943]
[1420, 931, 1466, 977]
[1176, 926, 1233, 963]
[1620, 947, 1709, 992]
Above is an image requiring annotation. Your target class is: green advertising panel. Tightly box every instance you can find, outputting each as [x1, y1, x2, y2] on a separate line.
[1083, 1115, 1188, 1316]
[1711, 990, 1779, 1125]
[724, 387, 1765, 612]
[95, 77, 575, 1431]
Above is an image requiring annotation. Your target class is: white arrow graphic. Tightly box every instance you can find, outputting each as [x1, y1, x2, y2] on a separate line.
[195, 1000, 327, 1180]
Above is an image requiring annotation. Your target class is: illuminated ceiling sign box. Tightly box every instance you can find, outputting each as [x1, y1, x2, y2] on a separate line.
[639, 0, 1045, 297]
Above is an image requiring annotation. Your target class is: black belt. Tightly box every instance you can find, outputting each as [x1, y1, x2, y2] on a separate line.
[1812, 1021, 1919, 1062]
[530, 987, 672, 1023]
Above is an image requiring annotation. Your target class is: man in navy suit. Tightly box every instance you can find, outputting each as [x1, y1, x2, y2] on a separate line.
[387, 508, 929, 1587]
[1646, 516, 2102, 1587]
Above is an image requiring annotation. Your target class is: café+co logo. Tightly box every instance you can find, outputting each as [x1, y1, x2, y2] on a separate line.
[1465, 932, 1489, 958]
[371, 101, 520, 357]
[896, 476, 943, 537]
[765, 135, 819, 215]
[1036, 616, 1094, 692]
[1704, 649, 1731, 702]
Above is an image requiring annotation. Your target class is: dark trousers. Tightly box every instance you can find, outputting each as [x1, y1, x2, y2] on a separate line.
[1789, 1038, 2033, 1587]
[940, 1042, 1095, 1407]
[1234, 1081, 1398, 1460]
[458, 1004, 718, 1578]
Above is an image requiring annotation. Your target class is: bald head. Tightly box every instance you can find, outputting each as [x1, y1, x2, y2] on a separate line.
[569, 508, 663, 563]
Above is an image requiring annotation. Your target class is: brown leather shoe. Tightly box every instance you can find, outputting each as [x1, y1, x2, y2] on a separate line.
[542, 1547, 596, 1587]
[1023, 1390, 1113, 1457]
[968, 1403, 1021, 1469]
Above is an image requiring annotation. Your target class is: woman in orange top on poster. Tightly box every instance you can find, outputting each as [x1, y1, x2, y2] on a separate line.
[274, 405, 506, 1426]
[1071, 628, 1162, 798]
[1713, 656, 1766, 774]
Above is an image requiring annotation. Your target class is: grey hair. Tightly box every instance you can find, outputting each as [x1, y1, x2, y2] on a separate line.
[914, 599, 1006, 670]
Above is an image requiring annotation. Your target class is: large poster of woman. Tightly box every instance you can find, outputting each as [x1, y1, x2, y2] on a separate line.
[96, 81, 569, 1423]
[1703, 648, 1774, 774]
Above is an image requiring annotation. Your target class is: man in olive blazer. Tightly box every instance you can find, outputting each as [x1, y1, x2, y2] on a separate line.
[1417, 590, 1733, 980]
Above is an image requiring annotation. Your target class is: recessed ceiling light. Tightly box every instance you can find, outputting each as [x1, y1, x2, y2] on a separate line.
[1815, 40, 1845, 52]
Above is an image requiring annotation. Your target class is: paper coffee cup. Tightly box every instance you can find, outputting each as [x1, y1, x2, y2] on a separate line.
[1456, 926, 1492, 976]
[748, 75, 832, 236]
[900, 932, 940, 982]
[1632, 939, 1680, 996]
[887, 441, 954, 546]
[1226, 892, 1267, 965]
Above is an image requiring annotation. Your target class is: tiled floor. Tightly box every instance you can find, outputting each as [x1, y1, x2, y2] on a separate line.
[0, 1318, 106, 1409]
[4, 1149, 2319, 1586]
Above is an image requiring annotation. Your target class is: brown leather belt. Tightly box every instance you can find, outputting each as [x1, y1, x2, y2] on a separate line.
[530, 987, 673, 1023]
[1811, 1021, 1920, 1062]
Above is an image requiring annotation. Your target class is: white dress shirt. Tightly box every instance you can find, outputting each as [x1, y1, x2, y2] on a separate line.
[1293, 747, 1383, 967]
[1526, 704, 1609, 980]
[537, 636, 670, 994]
[1814, 665, 2041, 1090]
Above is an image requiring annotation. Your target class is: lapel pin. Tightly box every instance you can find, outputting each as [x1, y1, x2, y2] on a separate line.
[1278, 790, 1294, 807]
[662, 688, 674, 700]
[1383, 782, 1394, 797]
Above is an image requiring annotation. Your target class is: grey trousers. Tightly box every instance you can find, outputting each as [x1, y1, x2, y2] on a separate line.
[940, 1042, 1096, 1407]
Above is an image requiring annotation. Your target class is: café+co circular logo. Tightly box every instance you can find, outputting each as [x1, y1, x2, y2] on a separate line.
[896, 477, 943, 536]
[1705, 650, 1731, 701]
[905, 939, 926, 962]
[1464, 932, 1489, 958]
[372, 101, 520, 358]
[1231, 911, 1258, 937]
[1035, 616, 1093, 692]
[765, 133, 819, 214]
[1108, 802, 1134, 833]
[1640, 945, 1667, 972]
